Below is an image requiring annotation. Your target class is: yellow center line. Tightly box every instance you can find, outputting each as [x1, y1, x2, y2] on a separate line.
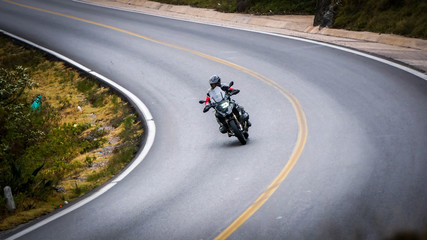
[4, 0, 308, 238]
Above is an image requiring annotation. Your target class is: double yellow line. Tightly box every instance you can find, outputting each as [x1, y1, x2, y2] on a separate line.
[4, 0, 308, 238]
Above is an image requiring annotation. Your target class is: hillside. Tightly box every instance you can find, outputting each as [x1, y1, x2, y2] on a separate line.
[152, 0, 427, 39]
[334, 0, 427, 39]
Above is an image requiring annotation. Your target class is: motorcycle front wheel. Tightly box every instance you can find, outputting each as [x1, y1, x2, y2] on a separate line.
[229, 120, 247, 145]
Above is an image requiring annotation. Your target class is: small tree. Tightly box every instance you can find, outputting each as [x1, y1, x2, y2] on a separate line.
[0, 66, 54, 194]
[0, 66, 36, 106]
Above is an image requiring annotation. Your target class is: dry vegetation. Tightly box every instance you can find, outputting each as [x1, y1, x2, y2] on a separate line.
[0, 35, 143, 230]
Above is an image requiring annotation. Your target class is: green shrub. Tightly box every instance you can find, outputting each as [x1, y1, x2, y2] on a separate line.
[120, 114, 138, 142]
[0, 67, 58, 194]
[76, 78, 108, 107]
[249, 0, 315, 14]
[0, 47, 44, 71]
[111, 95, 119, 113]
[71, 182, 89, 197]
[84, 156, 96, 167]
[334, 0, 427, 39]
[76, 78, 95, 93]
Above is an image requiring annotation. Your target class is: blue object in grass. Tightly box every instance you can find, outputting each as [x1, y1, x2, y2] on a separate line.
[31, 95, 42, 111]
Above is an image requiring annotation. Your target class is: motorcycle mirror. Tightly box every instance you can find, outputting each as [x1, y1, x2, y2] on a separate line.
[229, 81, 234, 87]
[199, 100, 205, 104]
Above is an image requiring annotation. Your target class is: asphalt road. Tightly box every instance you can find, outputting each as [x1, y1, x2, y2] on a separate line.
[1, 0, 427, 239]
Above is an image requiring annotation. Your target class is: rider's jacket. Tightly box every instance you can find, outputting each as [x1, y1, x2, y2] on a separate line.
[204, 85, 235, 105]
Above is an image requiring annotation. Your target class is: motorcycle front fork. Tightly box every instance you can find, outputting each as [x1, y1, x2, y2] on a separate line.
[228, 114, 244, 134]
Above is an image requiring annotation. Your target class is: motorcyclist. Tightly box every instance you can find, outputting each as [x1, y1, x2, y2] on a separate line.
[203, 75, 251, 133]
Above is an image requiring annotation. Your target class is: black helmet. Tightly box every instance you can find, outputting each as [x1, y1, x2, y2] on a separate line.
[209, 75, 221, 85]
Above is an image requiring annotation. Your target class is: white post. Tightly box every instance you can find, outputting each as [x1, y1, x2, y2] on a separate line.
[4, 186, 16, 212]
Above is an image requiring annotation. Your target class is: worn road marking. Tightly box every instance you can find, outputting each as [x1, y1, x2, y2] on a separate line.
[3, 0, 308, 239]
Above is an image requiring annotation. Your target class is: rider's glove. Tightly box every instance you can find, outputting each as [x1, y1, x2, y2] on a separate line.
[203, 105, 211, 113]
[231, 89, 240, 95]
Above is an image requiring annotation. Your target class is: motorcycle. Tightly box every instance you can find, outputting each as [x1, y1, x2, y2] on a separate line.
[199, 81, 250, 145]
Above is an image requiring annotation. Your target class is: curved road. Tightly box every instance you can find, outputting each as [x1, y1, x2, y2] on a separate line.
[1, 0, 426, 239]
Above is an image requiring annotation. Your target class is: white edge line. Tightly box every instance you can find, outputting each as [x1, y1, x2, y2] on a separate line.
[1, 30, 156, 240]
[75, 0, 427, 81]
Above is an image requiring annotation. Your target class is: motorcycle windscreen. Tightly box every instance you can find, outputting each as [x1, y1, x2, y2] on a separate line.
[209, 86, 225, 103]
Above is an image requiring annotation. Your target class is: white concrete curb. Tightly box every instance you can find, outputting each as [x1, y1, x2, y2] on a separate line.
[0, 29, 156, 240]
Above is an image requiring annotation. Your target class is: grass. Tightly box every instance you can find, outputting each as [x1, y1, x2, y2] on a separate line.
[333, 0, 427, 39]
[0, 34, 143, 230]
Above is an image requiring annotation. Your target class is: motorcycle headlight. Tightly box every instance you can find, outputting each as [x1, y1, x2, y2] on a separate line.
[220, 101, 229, 108]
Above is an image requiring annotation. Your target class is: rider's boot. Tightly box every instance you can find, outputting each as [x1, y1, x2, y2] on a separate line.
[242, 111, 251, 127]
[217, 118, 227, 134]
[219, 124, 227, 133]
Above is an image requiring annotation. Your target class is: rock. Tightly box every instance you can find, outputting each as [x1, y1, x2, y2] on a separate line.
[314, 0, 336, 28]
[54, 186, 66, 193]
[90, 160, 108, 169]
[101, 145, 115, 156]
[236, 0, 250, 12]
[108, 136, 120, 144]
[321, 5, 335, 28]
